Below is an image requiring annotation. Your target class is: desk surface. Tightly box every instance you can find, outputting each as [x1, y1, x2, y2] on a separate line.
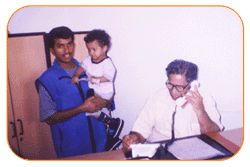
[61, 149, 125, 160]
[60, 128, 243, 160]
[206, 127, 243, 154]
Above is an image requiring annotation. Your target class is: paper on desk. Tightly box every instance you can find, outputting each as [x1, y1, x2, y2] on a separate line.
[130, 143, 160, 158]
[167, 137, 225, 160]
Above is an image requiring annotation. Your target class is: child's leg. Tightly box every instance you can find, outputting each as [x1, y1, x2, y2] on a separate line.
[87, 108, 124, 138]
[85, 108, 110, 123]
[96, 108, 124, 138]
[95, 108, 111, 124]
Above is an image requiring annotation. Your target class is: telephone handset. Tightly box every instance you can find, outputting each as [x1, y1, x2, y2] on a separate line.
[175, 80, 200, 106]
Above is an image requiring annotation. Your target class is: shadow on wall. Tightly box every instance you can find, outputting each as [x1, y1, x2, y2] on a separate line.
[220, 110, 243, 131]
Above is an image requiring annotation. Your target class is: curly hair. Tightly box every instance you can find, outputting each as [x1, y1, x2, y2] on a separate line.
[84, 29, 111, 53]
[165, 59, 198, 83]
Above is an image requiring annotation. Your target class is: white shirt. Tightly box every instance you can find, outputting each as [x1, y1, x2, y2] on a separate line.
[132, 88, 224, 142]
[80, 55, 116, 100]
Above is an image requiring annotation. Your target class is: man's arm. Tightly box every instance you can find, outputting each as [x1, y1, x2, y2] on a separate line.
[185, 85, 220, 134]
[45, 95, 108, 125]
[195, 109, 220, 134]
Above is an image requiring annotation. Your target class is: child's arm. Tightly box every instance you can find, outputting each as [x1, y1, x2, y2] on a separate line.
[71, 66, 85, 83]
[87, 73, 109, 84]
[87, 58, 116, 85]
[93, 76, 110, 83]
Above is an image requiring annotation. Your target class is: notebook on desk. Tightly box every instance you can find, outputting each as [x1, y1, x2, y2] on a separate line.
[152, 134, 234, 160]
[126, 134, 234, 160]
[167, 137, 225, 160]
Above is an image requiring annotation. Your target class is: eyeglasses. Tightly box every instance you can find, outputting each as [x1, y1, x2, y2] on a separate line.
[166, 81, 190, 92]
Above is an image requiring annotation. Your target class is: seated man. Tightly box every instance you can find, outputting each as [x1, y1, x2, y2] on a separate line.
[122, 59, 224, 152]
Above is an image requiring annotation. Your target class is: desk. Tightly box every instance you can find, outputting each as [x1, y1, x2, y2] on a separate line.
[60, 149, 125, 160]
[60, 128, 243, 160]
[206, 127, 243, 154]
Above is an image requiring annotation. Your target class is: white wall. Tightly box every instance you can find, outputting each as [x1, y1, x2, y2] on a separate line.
[8, 6, 243, 136]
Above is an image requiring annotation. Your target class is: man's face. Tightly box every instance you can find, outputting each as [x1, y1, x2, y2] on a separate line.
[50, 37, 75, 68]
[167, 74, 190, 100]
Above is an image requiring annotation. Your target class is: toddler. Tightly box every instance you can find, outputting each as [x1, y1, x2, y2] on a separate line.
[72, 29, 123, 138]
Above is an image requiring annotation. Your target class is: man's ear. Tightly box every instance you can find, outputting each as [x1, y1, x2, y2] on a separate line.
[49, 47, 55, 56]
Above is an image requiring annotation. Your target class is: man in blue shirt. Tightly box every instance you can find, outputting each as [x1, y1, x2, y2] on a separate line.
[36, 26, 117, 158]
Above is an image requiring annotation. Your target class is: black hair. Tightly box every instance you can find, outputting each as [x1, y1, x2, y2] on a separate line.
[84, 29, 111, 53]
[165, 59, 198, 83]
[47, 26, 74, 48]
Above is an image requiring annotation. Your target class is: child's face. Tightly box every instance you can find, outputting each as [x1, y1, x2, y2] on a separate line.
[86, 40, 108, 63]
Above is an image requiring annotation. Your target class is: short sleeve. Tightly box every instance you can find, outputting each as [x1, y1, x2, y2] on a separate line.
[79, 61, 85, 69]
[80, 55, 91, 71]
[38, 84, 57, 122]
[102, 58, 116, 82]
[132, 97, 156, 139]
[202, 91, 224, 131]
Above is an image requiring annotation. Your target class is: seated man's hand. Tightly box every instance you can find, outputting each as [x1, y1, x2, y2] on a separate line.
[185, 84, 205, 113]
[122, 134, 140, 153]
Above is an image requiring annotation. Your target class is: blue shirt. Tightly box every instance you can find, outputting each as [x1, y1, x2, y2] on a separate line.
[39, 67, 77, 122]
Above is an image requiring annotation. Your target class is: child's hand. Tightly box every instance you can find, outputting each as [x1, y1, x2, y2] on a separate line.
[71, 76, 79, 83]
[86, 72, 93, 78]
[87, 72, 100, 85]
[91, 78, 100, 85]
